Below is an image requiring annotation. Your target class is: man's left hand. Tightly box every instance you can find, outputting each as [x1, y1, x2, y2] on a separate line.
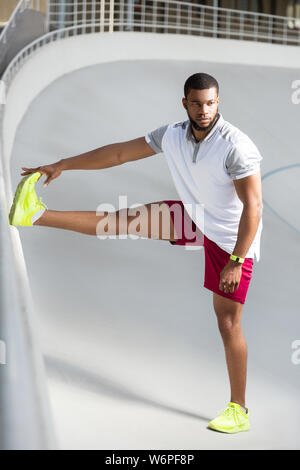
[219, 261, 242, 293]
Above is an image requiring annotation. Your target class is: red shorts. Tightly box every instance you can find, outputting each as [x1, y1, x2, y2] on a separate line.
[164, 200, 254, 304]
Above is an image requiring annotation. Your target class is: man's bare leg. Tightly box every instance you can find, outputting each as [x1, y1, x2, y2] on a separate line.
[213, 293, 247, 409]
[34, 210, 104, 235]
[34, 202, 179, 242]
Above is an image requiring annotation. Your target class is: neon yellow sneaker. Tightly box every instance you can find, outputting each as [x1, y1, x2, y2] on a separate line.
[9, 171, 48, 226]
[207, 402, 250, 433]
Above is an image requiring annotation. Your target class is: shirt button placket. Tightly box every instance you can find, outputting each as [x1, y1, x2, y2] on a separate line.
[193, 142, 201, 163]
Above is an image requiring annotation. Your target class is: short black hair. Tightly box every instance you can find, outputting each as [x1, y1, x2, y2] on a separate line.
[184, 73, 219, 99]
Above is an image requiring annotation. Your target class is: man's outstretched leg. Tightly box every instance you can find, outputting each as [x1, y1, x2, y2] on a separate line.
[9, 172, 179, 242]
[33, 202, 179, 242]
[33, 210, 105, 235]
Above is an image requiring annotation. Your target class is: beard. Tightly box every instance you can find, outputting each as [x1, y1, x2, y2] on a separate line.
[188, 109, 219, 132]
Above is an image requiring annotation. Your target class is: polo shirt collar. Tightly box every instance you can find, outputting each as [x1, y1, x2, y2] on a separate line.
[185, 112, 224, 144]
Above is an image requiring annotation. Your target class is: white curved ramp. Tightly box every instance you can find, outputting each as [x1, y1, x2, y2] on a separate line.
[9, 38, 300, 449]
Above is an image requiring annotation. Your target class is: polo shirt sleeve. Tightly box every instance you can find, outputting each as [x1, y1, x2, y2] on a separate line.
[145, 124, 169, 154]
[225, 140, 263, 180]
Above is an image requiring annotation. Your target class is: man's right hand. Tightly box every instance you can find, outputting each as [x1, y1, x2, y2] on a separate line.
[20, 160, 64, 187]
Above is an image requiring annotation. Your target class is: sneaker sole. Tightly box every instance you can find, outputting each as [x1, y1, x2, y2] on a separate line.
[207, 423, 250, 434]
[9, 172, 41, 225]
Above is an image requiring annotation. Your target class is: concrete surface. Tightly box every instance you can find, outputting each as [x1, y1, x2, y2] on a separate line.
[9, 57, 300, 450]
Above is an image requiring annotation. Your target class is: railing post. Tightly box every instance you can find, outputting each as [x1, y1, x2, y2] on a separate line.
[176, 2, 180, 35]
[254, 14, 258, 41]
[74, 0, 78, 30]
[213, 0, 218, 38]
[187, 4, 192, 35]
[45, 0, 50, 32]
[283, 17, 287, 45]
[225, 10, 231, 39]
[119, 0, 125, 32]
[109, 0, 115, 33]
[152, 0, 157, 33]
[268, 15, 273, 43]
[92, 0, 96, 33]
[239, 12, 244, 40]
[82, 0, 87, 34]
[100, 0, 105, 33]
[125, 0, 134, 32]
[58, 0, 65, 30]
[164, 0, 169, 33]
[200, 5, 205, 35]
[141, 0, 146, 33]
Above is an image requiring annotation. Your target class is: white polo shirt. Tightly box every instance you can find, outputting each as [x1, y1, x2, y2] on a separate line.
[145, 113, 263, 261]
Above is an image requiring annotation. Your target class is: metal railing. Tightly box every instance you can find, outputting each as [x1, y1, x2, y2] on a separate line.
[0, 0, 299, 94]
[45, 0, 300, 45]
[2, 0, 297, 46]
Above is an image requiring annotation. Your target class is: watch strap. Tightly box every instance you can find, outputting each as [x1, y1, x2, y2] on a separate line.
[230, 254, 245, 264]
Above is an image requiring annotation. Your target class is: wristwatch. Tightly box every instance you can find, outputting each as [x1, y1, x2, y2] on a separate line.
[230, 254, 245, 265]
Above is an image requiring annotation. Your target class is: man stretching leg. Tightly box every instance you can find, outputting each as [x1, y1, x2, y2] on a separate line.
[9, 73, 263, 434]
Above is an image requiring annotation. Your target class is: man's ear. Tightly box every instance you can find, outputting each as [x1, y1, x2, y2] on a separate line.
[182, 97, 187, 110]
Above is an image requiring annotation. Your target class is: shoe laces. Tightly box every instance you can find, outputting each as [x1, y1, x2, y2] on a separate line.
[223, 406, 239, 423]
[39, 196, 48, 210]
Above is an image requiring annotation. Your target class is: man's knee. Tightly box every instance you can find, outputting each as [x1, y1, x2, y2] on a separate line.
[213, 294, 243, 337]
[217, 317, 240, 338]
[98, 207, 148, 237]
[127, 202, 175, 240]
[96, 202, 175, 240]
